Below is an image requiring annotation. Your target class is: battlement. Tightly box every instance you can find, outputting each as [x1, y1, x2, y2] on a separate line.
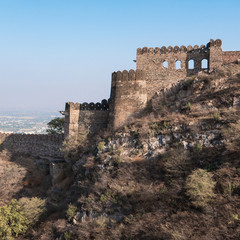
[65, 99, 110, 111]
[137, 44, 207, 55]
[209, 39, 222, 47]
[137, 39, 222, 56]
[112, 69, 145, 83]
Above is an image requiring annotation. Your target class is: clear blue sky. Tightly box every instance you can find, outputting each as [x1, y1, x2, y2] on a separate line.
[0, 0, 239, 112]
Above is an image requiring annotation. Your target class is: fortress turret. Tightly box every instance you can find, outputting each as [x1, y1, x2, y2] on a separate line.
[109, 69, 147, 130]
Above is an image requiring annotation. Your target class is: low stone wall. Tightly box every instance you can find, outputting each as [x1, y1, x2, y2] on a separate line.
[0, 133, 64, 157]
[222, 51, 240, 64]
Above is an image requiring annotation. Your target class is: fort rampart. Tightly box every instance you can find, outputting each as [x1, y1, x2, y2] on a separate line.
[63, 39, 240, 137]
[222, 51, 240, 64]
[63, 100, 109, 139]
[0, 132, 63, 157]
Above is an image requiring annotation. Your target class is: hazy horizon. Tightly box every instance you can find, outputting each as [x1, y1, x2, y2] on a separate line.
[1, 0, 240, 112]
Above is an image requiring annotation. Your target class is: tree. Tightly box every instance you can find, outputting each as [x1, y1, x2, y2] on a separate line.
[46, 117, 64, 134]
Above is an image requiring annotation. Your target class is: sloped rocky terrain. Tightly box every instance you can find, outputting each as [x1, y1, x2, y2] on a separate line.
[0, 150, 52, 208]
[1, 63, 240, 240]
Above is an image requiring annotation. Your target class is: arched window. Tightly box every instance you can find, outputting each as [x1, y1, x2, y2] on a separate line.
[188, 59, 194, 69]
[201, 59, 208, 69]
[176, 60, 181, 69]
[163, 61, 168, 69]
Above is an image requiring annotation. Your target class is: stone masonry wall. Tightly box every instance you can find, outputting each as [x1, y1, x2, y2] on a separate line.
[222, 51, 240, 64]
[0, 133, 63, 157]
[109, 69, 147, 130]
[136, 41, 213, 99]
[209, 39, 223, 70]
[64, 101, 109, 139]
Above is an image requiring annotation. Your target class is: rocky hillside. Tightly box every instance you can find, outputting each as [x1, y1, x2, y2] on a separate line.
[1, 63, 240, 240]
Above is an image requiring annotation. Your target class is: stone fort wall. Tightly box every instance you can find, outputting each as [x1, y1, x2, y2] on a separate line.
[136, 39, 222, 98]
[222, 51, 240, 64]
[109, 69, 147, 130]
[63, 39, 240, 136]
[63, 101, 109, 139]
[0, 132, 63, 157]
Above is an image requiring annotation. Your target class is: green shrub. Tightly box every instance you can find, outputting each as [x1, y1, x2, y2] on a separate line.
[18, 197, 47, 224]
[64, 231, 72, 240]
[150, 121, 170, 135]
[66, 204, 77, 221]
[100, 194, 108, 203]
[187, 102, 192, 111]
[232, 214, 239, 221]
[116, 156, 122, 164]
[212, 112, 220, 121]
[183, 79, 194, 90]
[0, 199, 29, 240]
[131, 129, 139, 138]
[117, 148, 123, 155]
[194, 143, 202, 152]
[185, 169, 216, 208]
[46, 117, 64, 134]
[97, 141, 105, 152]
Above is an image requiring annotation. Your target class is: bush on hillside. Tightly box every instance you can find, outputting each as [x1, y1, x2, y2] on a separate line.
[185, 169, 216, 208]
[18, 197, 47, 224]
[162, 148, 192, 177]
[0, 199, 29, 240]
[66, 203, 77, 221]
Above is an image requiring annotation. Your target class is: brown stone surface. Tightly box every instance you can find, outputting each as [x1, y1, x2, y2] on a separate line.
[136, 43, 210, 98]
[64, 102, 109, 139]
[0, 133, 63, 157]
[109, 69, 147, 130]
[222, 51, 240, 64]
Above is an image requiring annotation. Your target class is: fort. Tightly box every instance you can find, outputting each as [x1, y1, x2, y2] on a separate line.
[0, 39, 239, 156]
[62, 39, 240, 140]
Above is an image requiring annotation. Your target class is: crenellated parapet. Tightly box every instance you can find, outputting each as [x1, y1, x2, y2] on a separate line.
[137, 43, 211, 56]
[65, 99, 110, 112]
[208, 39, 222, 48]
[112, 69, 145, 82]
[63, 99, 110, 139]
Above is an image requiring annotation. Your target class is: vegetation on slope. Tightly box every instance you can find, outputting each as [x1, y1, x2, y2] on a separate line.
[1, 63, 240, 240]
